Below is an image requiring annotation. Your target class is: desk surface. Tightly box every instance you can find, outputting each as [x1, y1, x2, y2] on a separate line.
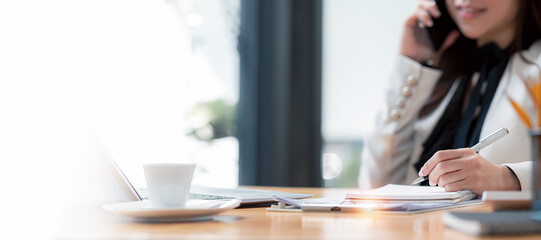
[54, 186, 540, 240]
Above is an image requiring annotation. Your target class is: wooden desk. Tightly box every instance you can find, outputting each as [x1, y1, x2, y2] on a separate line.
[53, 187, 540, 240]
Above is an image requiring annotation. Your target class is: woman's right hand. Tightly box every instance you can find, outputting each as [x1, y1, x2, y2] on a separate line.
[400, 0, 460, 67]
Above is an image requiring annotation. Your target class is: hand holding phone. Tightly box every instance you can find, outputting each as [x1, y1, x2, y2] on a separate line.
[400, 0, 460, 66]
[423, 0, 459, 51]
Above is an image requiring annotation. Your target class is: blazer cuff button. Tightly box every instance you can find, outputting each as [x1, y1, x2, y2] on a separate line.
[389, 108, 401, 120]
[396, 98, 407, 108]
[401, 86, 412, 97]
[406, 74, 417, 86]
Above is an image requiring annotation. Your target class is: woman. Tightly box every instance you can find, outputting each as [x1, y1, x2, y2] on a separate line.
[360, 0, 541, 195]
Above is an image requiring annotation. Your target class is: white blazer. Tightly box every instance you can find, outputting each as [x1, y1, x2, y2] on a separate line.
[359, 40, 541, 191]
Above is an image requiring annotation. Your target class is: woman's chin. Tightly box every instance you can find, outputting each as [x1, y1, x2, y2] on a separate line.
[456, 27, 483, 41]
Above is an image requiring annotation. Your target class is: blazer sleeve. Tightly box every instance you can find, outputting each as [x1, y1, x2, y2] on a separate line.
[500, 41, 541, 192]
[359, 55, 442, 189]
[503, 162, 534, 191]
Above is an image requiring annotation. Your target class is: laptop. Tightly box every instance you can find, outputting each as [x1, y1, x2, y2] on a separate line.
[98, 135, 313, 205]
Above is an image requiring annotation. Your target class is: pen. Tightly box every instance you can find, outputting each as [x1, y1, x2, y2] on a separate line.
[411, 127, 509, 185]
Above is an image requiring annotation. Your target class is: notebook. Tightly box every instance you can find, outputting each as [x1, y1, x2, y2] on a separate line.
[269, 195, 483, 214]
[268, 184, 482, 214]
[345, 184, 478, 203]
[443, 211, 541, 235]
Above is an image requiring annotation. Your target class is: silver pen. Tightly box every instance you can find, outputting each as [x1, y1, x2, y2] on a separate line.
[411, 127, 509, 185]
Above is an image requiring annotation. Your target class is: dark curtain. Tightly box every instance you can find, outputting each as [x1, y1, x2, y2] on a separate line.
[237, 0, 323, 187]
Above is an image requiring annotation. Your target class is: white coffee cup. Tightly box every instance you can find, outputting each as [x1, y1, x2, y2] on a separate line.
[143, 163, 195, 208]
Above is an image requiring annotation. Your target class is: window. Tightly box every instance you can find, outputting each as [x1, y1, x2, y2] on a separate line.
[0, 0, 241, 192]
[322, 0, 416, 187]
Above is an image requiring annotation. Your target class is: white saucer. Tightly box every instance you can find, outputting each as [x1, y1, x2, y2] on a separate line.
[103, 199, 241, 222]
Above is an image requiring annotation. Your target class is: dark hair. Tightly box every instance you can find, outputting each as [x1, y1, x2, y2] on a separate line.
[419, 0, 541, 117]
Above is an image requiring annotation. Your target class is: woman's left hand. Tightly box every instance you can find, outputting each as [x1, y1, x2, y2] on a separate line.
[419, 148, 521, 195]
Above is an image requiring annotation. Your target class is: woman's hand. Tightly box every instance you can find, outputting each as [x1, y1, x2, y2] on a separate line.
[400, 0, 460, 67]
[418, 148, 521, 195]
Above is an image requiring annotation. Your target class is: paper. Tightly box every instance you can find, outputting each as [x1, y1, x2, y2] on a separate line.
[346, 184, 477, 201]
[268, 195, 483, 214]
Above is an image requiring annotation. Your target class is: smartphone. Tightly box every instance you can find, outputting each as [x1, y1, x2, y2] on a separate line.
[425, 0, 458, 50]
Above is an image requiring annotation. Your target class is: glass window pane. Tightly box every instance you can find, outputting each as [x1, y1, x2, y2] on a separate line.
[0, 0, 240, 193]
[322, 0, 416, 187]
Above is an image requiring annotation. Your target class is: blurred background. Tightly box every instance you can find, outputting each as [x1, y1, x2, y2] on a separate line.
[0, 0, 418, 203]
[1, 2, 418, 235]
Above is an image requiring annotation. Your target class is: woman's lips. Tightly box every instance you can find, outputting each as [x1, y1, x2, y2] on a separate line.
[457, 7, 487, 19]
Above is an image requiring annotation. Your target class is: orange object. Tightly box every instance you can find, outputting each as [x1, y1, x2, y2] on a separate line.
[507, 95, 533, 128]
[520, 77, 541, 126]
[532, 83, 541, 125]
